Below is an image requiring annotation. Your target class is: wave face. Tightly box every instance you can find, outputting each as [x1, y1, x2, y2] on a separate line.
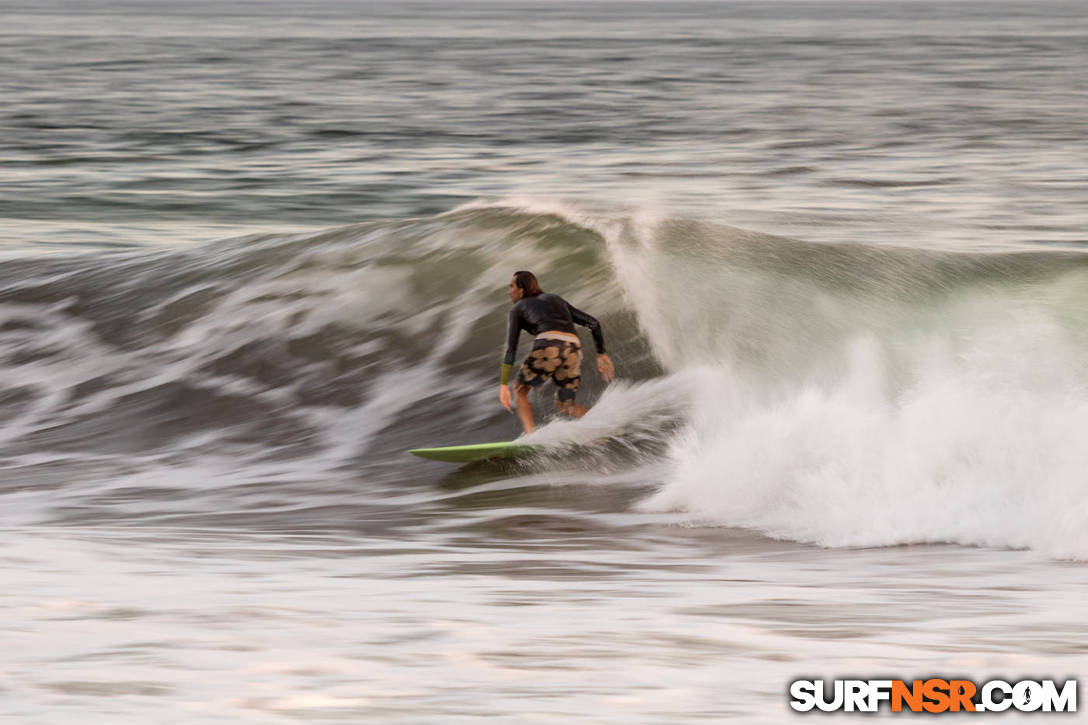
[0, 205, 645, 465]
[2, 200, 1087, 555]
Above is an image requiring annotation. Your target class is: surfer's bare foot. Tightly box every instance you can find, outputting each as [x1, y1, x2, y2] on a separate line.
[556, 401, 587, 419]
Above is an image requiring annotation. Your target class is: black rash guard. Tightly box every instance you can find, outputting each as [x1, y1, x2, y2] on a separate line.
[501, 292, 605, 384]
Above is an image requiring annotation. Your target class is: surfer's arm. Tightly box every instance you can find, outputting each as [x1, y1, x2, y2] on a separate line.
[500, 307, 522, 385]
[567, 302, 613, 382]
[566, 303, 606, 354]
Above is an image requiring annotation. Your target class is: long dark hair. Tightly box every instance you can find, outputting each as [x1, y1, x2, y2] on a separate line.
[513, 270, 543, 297]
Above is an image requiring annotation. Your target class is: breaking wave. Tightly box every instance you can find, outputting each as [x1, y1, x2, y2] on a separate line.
[2, 198, 1086, 556]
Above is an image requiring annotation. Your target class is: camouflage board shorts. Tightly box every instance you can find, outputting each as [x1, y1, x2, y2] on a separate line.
[516, 333, 582, 404]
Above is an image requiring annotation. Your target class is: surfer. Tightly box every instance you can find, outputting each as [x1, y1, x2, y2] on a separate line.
[499, 271, 614, 434]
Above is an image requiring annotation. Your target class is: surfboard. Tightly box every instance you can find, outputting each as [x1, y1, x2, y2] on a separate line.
[409, 441, 533, 463]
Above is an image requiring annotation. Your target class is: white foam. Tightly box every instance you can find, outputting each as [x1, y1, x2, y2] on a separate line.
[638, 321, 1088, 559]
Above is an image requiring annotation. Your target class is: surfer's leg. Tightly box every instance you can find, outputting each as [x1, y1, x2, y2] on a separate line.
[514, 383, 535, 434]
[516, 343, 555, 435]
[553, 342, 584, 418]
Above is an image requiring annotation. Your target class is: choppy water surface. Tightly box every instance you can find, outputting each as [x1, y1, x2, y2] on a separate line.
[4, 0, 1087, 250]
[2, 1, 1086, 721]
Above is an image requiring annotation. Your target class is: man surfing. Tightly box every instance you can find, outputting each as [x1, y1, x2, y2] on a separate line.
[498, 270, 614, 434]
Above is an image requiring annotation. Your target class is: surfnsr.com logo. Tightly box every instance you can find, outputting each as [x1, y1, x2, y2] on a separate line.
[789, 679, 1077, 713]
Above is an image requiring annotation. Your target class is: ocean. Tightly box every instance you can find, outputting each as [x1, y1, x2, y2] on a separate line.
[2, 0, 1086, 721]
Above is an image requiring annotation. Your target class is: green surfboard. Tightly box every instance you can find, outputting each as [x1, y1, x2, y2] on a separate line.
[409, 441, 533, 463]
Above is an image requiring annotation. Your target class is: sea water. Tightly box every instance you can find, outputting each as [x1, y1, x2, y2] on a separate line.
[2, 1, 1086, 721]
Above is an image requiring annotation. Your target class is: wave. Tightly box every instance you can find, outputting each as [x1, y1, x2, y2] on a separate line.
[2, 198, 1087, 555]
